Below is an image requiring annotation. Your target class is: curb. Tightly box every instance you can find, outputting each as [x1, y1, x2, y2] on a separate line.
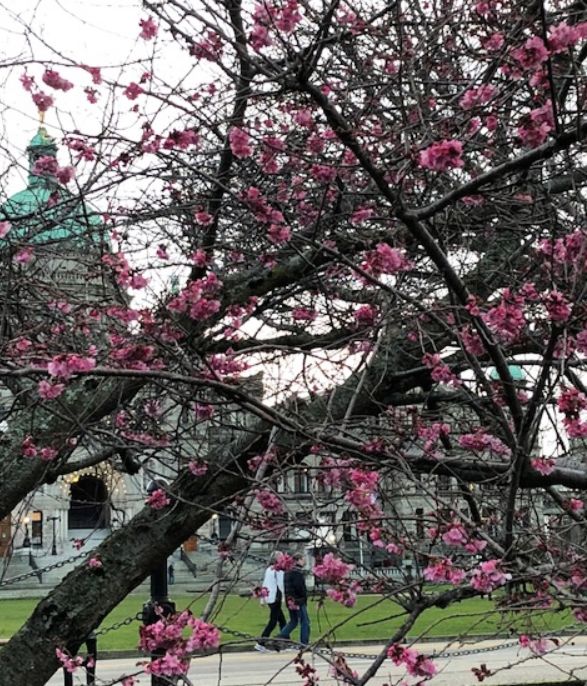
[81, 631, 587, 661]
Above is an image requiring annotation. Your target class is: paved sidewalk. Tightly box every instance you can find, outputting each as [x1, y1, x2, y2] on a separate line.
[44, 637, 587, 686]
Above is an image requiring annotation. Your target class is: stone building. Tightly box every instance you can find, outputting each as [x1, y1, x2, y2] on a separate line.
[0, 127, 144, 571]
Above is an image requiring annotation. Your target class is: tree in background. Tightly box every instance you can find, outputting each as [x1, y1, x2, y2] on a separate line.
[0, 0, 587, 682]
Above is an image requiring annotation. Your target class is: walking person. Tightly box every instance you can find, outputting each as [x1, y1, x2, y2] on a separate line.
[168, 562, 175, 585]
[275, 552, 310, 650]
[255, 553, 286, 652]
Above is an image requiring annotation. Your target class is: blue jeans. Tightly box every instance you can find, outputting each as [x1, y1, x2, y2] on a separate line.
[278, 603, 310, 646]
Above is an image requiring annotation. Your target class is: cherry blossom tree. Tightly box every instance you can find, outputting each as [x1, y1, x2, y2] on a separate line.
[1, 0, 587, 683]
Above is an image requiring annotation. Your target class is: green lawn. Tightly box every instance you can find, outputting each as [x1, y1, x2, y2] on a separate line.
[0, 593, 575, 651]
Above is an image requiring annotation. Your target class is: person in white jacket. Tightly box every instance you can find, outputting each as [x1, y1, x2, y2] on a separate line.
[255, 554, 286, 652]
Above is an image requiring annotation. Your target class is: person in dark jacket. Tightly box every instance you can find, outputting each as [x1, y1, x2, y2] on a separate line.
[275, 552, 310, 649]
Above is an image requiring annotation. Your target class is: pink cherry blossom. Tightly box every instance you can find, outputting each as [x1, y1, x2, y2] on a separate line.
[273, 552, 295, 571]
[55, 648, 84, 673]
[267, 223, 291, 244]
[419, 422, 451, 454]
[547, 22, 582, 54]
[313, 553, 354, 583]
[32, 91, 54, 112]
[459, 84, 497, 110]
[139, 17, 158, 40]
[191, 31, 224, 61]
[33, 156, 59, 177]
[354, 304, 377, 326]
[519, 634, 557, 655]
[124, 82, 144, 100]
[419, 139, 464, 171]
[544, 290, 571, 323]
[292, 307, 317, 321]
[146, 488, 170, 510]
[362, 243, 410, 276]
[350, 207, 374, 225]
[483, 32, 504, 51]
[326, 581, 360, 607]
[531, 456, 555, 475]
[56, 166, 75, 184]
[470, 559, 511, 592]
[82, 65, 102, 84]
[38, 380, 66, 400]
[189, 460, 208, 476]
[87, 556, 103, 570]
[42, 69, 73, 91]
[14, 246, 34, 264]
[255, 489, 284, 514]
[387, 644, 438, 679]
[511, 36, 549, 70]
[0, 221, 10, 238]
[39, 446, 58, 461]
[293, 109, 314, 128]
[423, 558, 466, 585]
[20, 72, 35, 91]
[459, 430, 511, 457]
[47, 354, 96, 380]
[228, 127, 253, 158]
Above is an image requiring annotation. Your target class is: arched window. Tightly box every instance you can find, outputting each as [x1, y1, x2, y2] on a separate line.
[68, 475, 110, 529]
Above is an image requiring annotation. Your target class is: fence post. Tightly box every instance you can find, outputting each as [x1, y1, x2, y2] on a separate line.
[85, 632, 97, 685]
[63, 668, 73, 686]
[142, 558, 176, 686]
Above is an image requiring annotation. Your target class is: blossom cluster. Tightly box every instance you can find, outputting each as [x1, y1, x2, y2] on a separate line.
[32, 155, 74, 184]
[423, 557, 466, 585]
[387, 643, 437, 679]
[249, 0, 302, 51]
[55, 648, 84, 673]
[422, 352, 461, 386]
[470, 559, 512, 592]
[255, 488, 285, 515]
[102, 252, 149, 290]
[140, 611, 220, 677]
[47, 353, 96, 380]
[458, 430, 511, 458]
[428, 521, 487, 554]
[167, 273, 222, 321]
[558, 387, 587, 439]
[21, 436, 58, 462]
[361, 243, 411, 277]
[145, 488, 170, 510]
[519, 634, 557, 655]
[419, 139, 463, 171]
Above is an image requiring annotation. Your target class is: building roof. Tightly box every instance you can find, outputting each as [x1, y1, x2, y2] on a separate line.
[0, 127, 104, 246]
[488, 365, 526, 382]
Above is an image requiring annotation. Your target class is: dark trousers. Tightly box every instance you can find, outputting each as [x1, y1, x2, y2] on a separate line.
[278, 603, 310, 646]
[261, 601, 286, 640]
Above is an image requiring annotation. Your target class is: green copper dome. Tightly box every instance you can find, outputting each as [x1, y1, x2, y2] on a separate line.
[488, 365, 526, 382]
[0, 128, 104, 246]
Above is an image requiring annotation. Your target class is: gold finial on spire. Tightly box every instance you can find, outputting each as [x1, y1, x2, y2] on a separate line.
[38, 109, 45, 125]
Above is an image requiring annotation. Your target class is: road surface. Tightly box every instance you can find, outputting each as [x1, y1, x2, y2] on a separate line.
[45, 637, 587, 685]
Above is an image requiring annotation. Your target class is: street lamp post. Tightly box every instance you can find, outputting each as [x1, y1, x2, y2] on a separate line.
[47, 515, 59, 555]
[22, 516, 31, 548]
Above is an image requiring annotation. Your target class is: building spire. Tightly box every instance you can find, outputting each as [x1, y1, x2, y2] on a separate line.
[27, 124, 57, 187]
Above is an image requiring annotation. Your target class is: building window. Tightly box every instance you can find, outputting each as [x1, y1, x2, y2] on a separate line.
[293, 468, 310, 494]
[342, 510, 356, 542]
[218, 514, 233, 540]
[415, 508, 424, 539]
